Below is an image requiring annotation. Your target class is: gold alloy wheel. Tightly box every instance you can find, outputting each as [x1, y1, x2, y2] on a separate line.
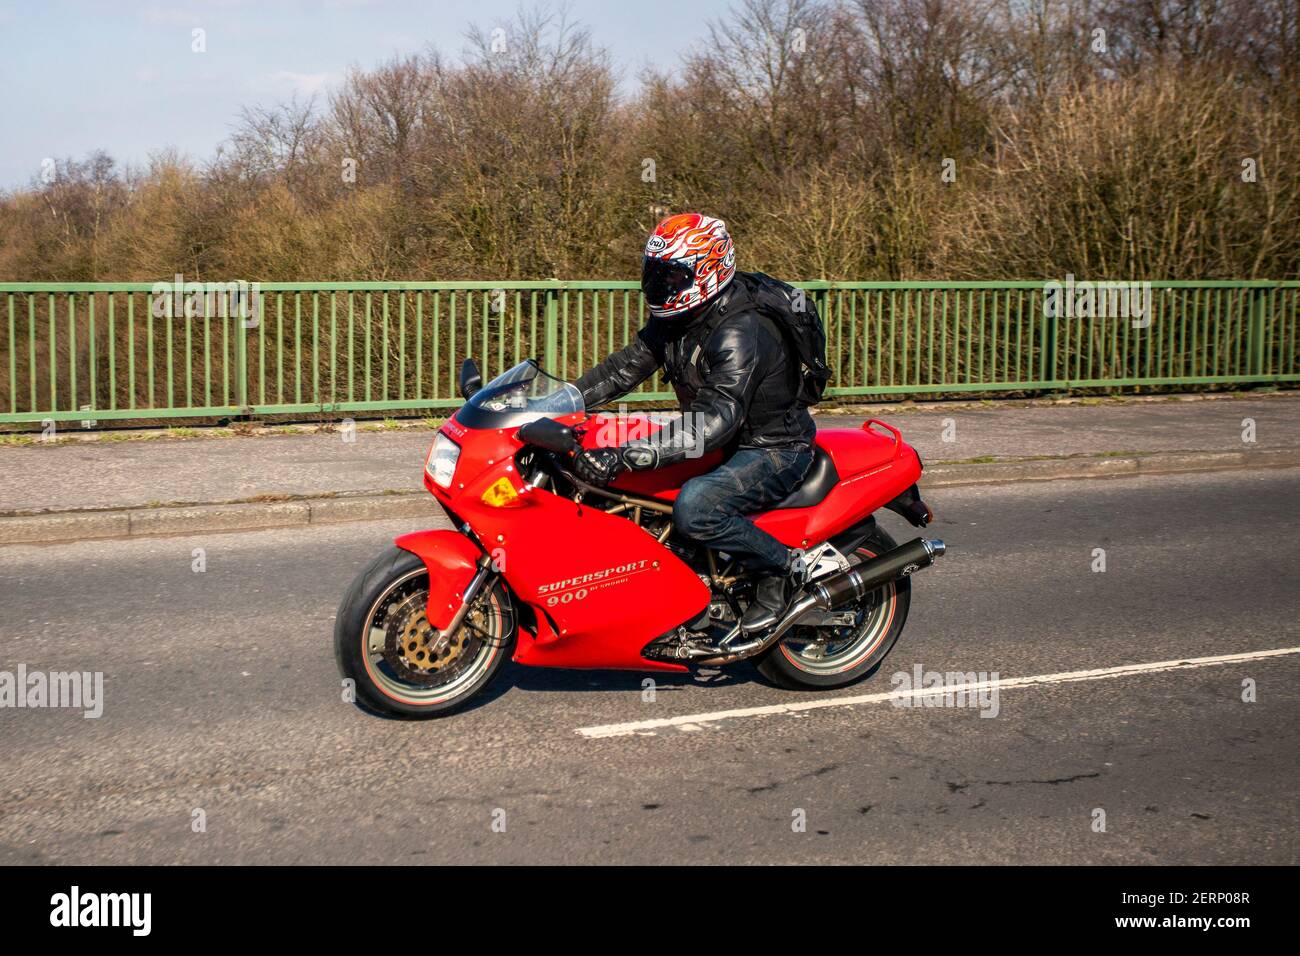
[364, 569, 510, 700]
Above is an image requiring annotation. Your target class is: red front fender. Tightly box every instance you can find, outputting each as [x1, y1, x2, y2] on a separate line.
[394, 529, 482, 630]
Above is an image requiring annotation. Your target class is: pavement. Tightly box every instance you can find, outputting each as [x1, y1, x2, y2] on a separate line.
[1, 467, 1296, 864]
[1, 392, 1298, 545]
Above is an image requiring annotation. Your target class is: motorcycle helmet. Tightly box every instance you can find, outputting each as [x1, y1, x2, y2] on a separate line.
[640, 212, 736, 319]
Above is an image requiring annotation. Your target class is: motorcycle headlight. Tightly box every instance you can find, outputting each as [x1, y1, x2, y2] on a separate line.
[427, 433, 461, 489]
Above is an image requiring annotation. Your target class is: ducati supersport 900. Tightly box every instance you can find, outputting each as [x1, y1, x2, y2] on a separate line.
[335, 359, 946, 718]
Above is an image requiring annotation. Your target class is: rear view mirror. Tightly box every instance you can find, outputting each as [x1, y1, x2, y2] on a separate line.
[517, 417, 578, 455]
[459, 358, 482, 400]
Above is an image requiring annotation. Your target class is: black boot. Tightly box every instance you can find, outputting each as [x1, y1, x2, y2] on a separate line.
[740, 550, 808, 634]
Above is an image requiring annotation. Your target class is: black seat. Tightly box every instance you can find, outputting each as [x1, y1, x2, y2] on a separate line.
[773, 445, 839, 509]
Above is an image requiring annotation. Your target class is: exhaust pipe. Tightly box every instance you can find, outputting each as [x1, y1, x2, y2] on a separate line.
[693, 537, 945, 665]
[806, 537, 945, 612]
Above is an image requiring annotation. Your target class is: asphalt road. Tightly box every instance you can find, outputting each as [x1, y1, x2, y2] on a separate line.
[1, 467, 1297, 864]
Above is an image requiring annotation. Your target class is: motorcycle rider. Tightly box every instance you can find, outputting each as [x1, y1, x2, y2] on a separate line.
[572, 212, 816, 633]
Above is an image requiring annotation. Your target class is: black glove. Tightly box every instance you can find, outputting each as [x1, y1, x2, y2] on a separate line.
[573, 447, 626, 487]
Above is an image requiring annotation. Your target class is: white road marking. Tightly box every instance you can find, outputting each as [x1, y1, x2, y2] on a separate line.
[575, 646, 1300, 739]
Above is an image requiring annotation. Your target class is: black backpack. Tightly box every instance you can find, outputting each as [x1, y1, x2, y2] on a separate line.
[734, 271, 832, 407]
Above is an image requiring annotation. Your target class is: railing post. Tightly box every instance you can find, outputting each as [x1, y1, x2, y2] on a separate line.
[1039, 293, 1058, 387]
[236, 308, 250, 413]
[544, 282, 559, 374]
[1247, 286, 1268, 377]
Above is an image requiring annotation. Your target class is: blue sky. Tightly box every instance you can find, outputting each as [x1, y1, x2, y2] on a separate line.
[0, 0, 728, 189]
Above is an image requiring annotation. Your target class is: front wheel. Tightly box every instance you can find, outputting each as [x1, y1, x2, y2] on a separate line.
[334, 545, 515, 718]
[755, 527, 911, 690]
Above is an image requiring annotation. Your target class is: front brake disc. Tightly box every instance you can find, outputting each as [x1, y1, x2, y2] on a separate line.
[381, 593, 472, 686]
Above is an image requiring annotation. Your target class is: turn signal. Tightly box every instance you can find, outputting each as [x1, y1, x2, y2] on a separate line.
[481, 476, 522, 508]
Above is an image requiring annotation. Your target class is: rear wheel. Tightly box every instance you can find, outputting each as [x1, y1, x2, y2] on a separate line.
[334, 546, 515, 718]
[755, 527, 911, 690]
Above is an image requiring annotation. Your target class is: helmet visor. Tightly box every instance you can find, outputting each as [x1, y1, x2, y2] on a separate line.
[641, 256, 696, 307]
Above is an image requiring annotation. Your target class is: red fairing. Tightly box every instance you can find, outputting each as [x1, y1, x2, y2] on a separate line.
[490, 495, 704, 672]
[426, 418, 703, 672]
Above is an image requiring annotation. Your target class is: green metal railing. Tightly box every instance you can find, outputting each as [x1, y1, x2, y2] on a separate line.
[0, 280, 1295, 424]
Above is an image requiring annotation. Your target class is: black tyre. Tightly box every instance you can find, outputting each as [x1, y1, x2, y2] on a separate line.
[334, 545, 515, 718]
[755, 527, 911, 690]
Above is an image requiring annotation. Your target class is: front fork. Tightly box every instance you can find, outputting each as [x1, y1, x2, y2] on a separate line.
[394, 527, 493, 631]
[440, 555, 497, 639]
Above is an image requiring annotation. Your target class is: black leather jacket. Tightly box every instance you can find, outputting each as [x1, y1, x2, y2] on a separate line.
[574, 274, 816, 469]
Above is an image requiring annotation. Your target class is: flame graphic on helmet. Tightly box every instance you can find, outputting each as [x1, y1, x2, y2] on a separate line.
[644, 212, 736, 317]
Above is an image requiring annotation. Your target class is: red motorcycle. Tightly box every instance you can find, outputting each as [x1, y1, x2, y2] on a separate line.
[335, 359, 945, 718]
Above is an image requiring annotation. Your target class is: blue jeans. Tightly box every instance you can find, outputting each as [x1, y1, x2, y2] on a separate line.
[672, 445, 814, 572]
